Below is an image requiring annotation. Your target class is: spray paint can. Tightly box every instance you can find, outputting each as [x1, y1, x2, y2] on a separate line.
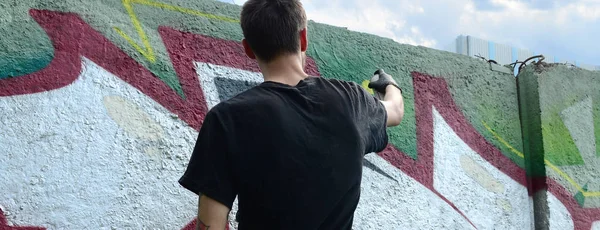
[370, 71, 386, 100]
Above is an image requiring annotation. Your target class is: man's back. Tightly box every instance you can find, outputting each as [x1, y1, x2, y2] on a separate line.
[179, 76, 388, 229]
[179, 0, 403, 229]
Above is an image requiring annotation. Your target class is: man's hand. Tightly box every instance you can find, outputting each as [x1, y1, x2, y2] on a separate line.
[368, 69, 402, 98]
[368, 69, 404, 127]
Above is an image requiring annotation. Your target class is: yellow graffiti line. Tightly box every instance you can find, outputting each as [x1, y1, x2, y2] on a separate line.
[113, 0, 156, 63]
[482, 121, 600, 197]
[482, 121, 524, 159]
[113, 0, 239, 63]
[544, 160, 583, 192]
[135, 0, 239, 23]
[114, 27, 154, 62]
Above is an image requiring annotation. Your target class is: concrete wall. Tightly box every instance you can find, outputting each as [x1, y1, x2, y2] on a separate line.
[0, 0, 596, 229]
[518, 64, 600, 230]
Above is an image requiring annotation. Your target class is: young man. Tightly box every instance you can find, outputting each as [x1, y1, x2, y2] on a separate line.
[178, 0, 404, 229]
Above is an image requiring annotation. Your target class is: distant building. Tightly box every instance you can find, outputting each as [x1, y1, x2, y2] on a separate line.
[444, 35, 600, 71]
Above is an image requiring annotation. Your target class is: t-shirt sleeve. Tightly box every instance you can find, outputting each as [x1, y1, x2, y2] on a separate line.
[178, 109, 237, 209]
[346, 81, 389, 154]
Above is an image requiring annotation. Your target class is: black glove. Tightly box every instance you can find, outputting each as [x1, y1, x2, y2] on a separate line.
[368, 69, 402, 94]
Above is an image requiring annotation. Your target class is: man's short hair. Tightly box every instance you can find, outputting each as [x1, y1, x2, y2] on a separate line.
[240, 0, 307, 62]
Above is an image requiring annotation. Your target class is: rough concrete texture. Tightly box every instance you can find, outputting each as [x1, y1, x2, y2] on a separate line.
[0, 0, 596, 229]
[518, 63, 600, 229]
[593, 221, 600, 230]
[432, 108, 530, 228]
[1, 58, 199, 229]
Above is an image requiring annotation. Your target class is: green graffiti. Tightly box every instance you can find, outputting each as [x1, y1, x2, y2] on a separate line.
[574, 183, 588, 207]
[537, 66, 599, 167]
[0, 0, 243, 96]
[530, 63, 600, 198]
[0, 8, 54, 79]
[479, 103, 526, 168]
[306, 27, 419, 158]
[0, 55, 53, 80]
[1, 0, 524, 164]
[542, 113, 585, 166]
[305, 22, 523, 161]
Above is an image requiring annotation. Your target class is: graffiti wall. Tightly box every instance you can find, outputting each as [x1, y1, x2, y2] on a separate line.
[0, 0, 597, 229]
[518, 64, 600, 230]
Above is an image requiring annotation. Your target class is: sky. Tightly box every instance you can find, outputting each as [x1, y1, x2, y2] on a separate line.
[219, 0, 599, 66]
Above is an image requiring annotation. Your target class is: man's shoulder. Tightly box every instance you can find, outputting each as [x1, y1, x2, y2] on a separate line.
[320, 77, 364, 91]
[224, 85, 267, 105]
[318, 77, 358, 86]
[210, 86, 266, 113]
[317, 77, 369, 98]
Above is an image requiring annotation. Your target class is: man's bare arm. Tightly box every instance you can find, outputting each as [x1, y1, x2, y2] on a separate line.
[380, 85, 404, 127]
[196, 195, 230, 230]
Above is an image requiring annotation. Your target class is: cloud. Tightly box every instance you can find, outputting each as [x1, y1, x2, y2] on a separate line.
[225, 0, 599, 65]
[301, 0, 436, 47]
[451, 0, 600, 64]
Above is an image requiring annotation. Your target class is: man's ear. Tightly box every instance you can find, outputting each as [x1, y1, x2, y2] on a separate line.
[299, 28, 308, 52]
[242, 39, 256, 59]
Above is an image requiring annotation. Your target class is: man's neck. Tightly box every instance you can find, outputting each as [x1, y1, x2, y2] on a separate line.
[258, 54, 309, 86]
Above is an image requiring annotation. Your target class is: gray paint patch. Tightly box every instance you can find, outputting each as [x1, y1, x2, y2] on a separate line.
[195, 62, 263, 110]
[214, 77, 259, 101]
[103, 95, 164, 141]
[561, 96, 596, 162]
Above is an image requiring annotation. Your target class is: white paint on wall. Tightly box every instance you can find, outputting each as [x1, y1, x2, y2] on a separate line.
[592, 220, 600, 230]
[432, 107, 531, 229]
[354, 154, 476, 230]
[547, 191, 574, 230]
[0, 58, 199, 229]
[2, 58, 574, 230]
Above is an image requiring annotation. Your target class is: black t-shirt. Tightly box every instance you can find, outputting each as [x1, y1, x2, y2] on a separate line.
[179, 76, 388, 230]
